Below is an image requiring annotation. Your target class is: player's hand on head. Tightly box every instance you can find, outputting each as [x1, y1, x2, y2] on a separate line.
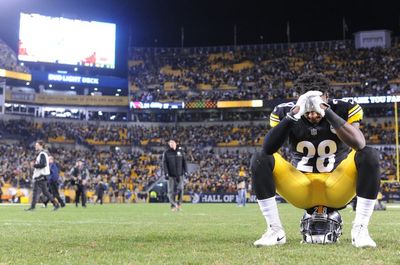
[309, 96, 329, 117]
[291, 90, 322, 120]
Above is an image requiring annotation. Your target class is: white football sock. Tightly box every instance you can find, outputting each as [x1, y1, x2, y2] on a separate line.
[354, 196, 376, 226]
[257, 196, 283, 229]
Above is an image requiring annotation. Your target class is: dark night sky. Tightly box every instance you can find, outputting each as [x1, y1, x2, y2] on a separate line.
[1, 0, 400, 48]
[1, 0, 400, 49]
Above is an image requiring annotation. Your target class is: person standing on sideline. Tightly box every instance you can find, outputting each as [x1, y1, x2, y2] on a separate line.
[95, 180, 106, 205]
[0, 176, 4, 203]
[25, 140, 60, 211]
[44, 156, 66, 208]
[237, 177, 247, 207]
[70, 159, 90, 207]
[162, 140, 187, 211]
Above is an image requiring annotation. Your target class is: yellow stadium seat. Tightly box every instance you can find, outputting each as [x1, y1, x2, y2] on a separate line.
[164, 82, 176, 91]
[160, 66, 182, 76]
[128, 60, 144, 67]
[197, 84, 212, 90]
[20, 196, 29, 204]
[220, 84, 237, 90]
[233, 61, 254, 72]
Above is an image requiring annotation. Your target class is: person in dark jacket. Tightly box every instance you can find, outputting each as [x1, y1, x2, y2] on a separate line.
[162, 140, 187, 211]
[70, 159, 90, 207]
[95, 180, 106, 205]
[43, 156, 65, 208]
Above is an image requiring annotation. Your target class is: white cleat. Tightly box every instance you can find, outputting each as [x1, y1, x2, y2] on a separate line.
[351, 223, 377, 248]
[254, 226, 286, 247]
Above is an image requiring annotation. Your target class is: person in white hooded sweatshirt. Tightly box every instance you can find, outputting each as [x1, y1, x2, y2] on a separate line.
[25, 140, 60, 211]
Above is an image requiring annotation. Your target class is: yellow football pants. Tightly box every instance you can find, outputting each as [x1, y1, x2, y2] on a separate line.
[272, 151, 357, 209]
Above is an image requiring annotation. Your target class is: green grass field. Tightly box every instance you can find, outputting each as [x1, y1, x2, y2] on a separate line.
[0, 203, 399, 265]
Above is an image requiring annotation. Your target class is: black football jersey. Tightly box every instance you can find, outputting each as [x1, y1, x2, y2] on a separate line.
[269, 99, 363, 173]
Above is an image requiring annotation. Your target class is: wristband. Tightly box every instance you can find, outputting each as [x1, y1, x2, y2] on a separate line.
[324, 108, 346, 129]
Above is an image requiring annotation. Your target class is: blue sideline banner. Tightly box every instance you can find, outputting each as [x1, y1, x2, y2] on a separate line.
[190, 193, 286, 203]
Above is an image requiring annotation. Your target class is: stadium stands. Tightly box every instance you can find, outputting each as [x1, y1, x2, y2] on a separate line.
[0, 117, 397, 201]
[129, 43, 400, 101]
[0, 38, 399, 202]
[2, 119, 397, 148]
[0, 38, 29, 73]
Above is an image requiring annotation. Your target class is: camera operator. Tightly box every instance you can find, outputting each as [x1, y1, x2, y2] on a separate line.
[70, 159, 90, 207]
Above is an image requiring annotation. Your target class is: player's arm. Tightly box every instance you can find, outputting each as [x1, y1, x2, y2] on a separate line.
[182, 154, 188, 175]
[325, 111, 365, 150]
[162, 151, 169, 177]
[263, 115, 295, 155]
[312, 98, 365, 150]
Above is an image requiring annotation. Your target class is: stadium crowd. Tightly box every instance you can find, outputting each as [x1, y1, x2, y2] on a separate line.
[0, 39, 399, 202]
[0, 141, 253, 201]
[0, 143, 159, 202]
[0, 38, 29, 73]
[0, 117, 398, 203]
[129, 44, 400, 102]
[1, 119, 398, 148]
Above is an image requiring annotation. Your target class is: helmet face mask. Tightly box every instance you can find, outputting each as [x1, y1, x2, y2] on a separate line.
[300, 206, 343, 244]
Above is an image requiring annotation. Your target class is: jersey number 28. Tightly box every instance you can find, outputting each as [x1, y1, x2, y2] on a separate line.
[296, 140, 337, 172]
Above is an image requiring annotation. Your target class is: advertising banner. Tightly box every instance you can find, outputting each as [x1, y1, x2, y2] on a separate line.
[185, 100, 217, 109]
[31, 70, 127, 88]
[6, 91, 128, 106]
[191, 192, 257, 203]
[130, 101, 185, 109]
[354, 30, 391, 49]
[0, 68, 31, 81]
[217, 100, 263, 108]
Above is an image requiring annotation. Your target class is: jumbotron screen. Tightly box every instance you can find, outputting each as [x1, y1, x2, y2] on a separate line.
[18, 13, 116, 69]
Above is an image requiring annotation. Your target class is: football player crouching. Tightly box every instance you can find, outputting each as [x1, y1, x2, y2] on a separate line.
[251, 72, 380, 248]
